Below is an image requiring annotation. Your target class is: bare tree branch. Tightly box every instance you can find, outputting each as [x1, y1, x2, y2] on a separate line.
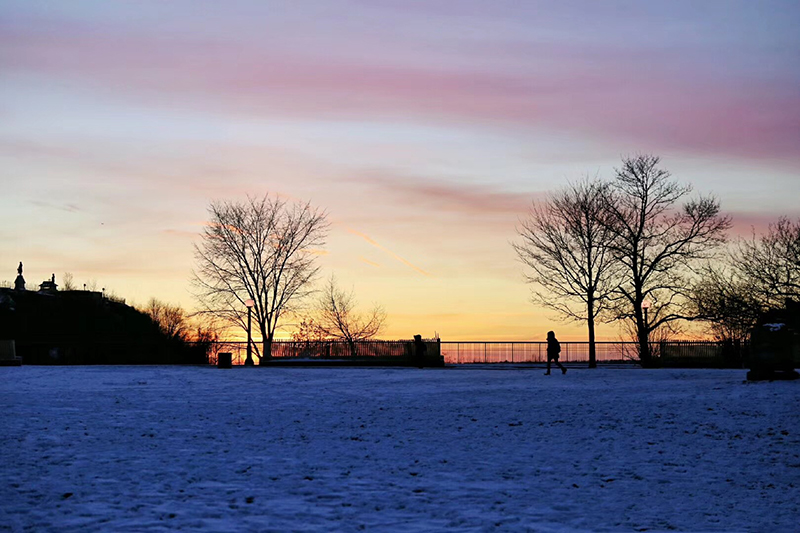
[314, 275, 386, 356]
[732, 217, 800, 308]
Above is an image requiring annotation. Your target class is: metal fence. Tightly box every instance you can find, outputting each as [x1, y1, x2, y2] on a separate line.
[440, 341, 636, 364]
[206, 339, 747, 367]
[659, 340, 748, 368]
[443, 340, 747, 366]
[206, 340, 418, 365]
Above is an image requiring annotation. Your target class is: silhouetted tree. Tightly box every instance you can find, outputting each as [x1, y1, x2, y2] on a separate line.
[690, 266, 761, 343]
[291, 316, 326, 343]
[62, 272, 76, 291]
[141, 298, 189, 341]
[514, 178, 618, 368]
[732, 217, 800, 309]
[193, 194, 329, 362]
[691, 217, 799, 342]
[602, 155, 731, 365]
[315, 276, 386, 357]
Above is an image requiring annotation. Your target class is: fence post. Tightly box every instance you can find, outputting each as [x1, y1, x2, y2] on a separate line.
[511, 342, 514, 363]
[484, 342, 487, 363]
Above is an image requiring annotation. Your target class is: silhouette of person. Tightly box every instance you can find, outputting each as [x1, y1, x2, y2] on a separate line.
[545, 331, 567, 375]
[413, 334, 427, 368]
[17, 262, 23, 276]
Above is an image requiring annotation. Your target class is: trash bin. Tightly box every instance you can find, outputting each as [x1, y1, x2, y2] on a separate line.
[218, 352, 232, 369]
[747, 322, 799, 381]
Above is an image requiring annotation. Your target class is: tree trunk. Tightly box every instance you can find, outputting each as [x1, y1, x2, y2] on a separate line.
[587, 297, 597, 368]
[636, 307, 652, 366]
[260, 335, 273, 364]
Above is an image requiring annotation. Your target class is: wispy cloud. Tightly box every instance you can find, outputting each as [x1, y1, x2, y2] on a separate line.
[725, 210, 800, 238]
[29, 200, 82, 213]
[347, 227, 431, 276]
[161, 228, 199, 239]
[358, 256, 381, 267]
[2, 12, 799, 162]
[354, 172, 537, 216]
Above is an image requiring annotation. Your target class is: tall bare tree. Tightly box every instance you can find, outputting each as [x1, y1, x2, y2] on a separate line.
[602, 155, 731, 365]
[732, 217, 800, 309]
[193, 194, 329, 362]
[514, 178, 618, 368]
[315, 276, 386, 357]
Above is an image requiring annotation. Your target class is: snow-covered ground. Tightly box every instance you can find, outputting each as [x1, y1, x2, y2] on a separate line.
[1, 366, 798, 532]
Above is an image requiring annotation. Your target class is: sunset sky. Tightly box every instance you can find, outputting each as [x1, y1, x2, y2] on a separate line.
[2, 1, 799, 341]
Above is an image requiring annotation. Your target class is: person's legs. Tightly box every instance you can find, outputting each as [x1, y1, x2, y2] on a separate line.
[557, 359, 567, 374]
[545, 357, 552, 375]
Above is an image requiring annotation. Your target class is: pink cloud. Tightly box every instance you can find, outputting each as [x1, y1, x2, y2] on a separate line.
[725, 210, 800, 238]
[353, 172, 537, 217]
[2, 17, 799, 163]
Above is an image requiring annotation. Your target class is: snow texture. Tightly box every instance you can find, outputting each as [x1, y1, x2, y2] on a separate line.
[1, 366, 798, 532]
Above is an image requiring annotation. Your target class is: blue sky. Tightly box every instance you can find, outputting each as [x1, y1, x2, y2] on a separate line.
[2, 0, 799, 339]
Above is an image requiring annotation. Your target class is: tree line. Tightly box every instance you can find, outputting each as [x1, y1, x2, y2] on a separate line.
[184, 154, 797, 367]
[514, 154, 799, 367]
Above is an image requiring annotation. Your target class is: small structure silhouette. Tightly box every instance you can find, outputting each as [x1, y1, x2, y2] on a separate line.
[39, 273, 58, 294]
[545, 331, 567, 375]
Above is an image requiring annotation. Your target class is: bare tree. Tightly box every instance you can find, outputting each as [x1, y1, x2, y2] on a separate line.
[142, 298, 189, 341]
[315, 276, 386, 357]
[62, 272, 76, 291]
[514, 178, 618, 368]
[602, 155, 731, 365]
[692, 217, 799, 342]
[690, 265, 762, 343]
[193, 194, 329, 362]
[291, 316, 326, 343]
[732, 217, 800, 309]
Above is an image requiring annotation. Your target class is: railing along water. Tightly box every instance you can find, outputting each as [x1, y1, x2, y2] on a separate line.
[439, 341, 637, 364]
[203, 340, 746, 366]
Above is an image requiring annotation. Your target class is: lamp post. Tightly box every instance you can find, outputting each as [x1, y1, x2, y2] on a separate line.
[641, 299, 652, 359]
[244, 299, 255, 366]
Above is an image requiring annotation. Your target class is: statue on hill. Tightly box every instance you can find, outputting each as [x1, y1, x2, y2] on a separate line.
[14, 262, 25, 291]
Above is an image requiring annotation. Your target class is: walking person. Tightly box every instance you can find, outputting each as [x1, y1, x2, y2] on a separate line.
[545, 331, 567, 375]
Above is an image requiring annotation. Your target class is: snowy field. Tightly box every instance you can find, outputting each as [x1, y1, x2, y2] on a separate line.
[1, 366, 798, 532]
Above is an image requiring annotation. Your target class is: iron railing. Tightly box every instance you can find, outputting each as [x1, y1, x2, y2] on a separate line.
[11, 338, 749, 367]
[439, 341, 636, 364]
[205, 339, 421, 365]
[203, 339, 746, 366]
